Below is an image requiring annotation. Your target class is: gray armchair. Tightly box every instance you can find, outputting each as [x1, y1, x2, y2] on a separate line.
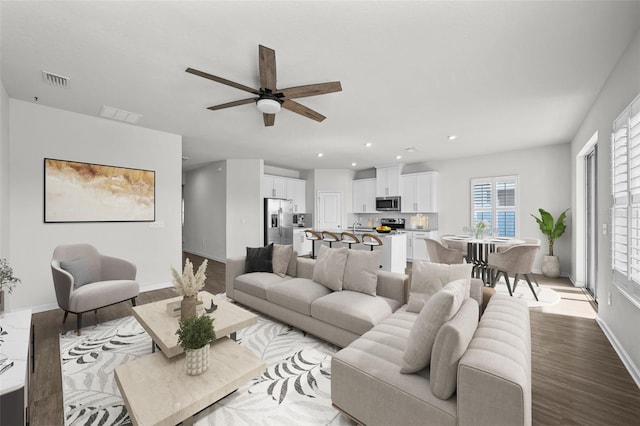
[487, 244, 540, 301]
[51, 243, 140, 335]
[424, 238, 466, 264]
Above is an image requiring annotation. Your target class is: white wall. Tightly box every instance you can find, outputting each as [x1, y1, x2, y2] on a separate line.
[0, 81, 9, 259]
[182, 161, 226, 262]
[571, 27, 640, 383]
[424, 143, 572, 275]
[8, 99, 182, 311]
[226, 159, 263, 257]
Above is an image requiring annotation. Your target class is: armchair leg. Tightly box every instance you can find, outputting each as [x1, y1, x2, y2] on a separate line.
[63, 311, 69, 324]
[525, 274, 539, 301]
[131, 297, 137, 307]
[76, 313, 82, 336]
[498, 271, 513, 297]
[513, 274, 520, 291]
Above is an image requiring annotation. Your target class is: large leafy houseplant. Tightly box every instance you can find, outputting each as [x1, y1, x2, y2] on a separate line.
[175, 314, 216, 350]
[531, 208, 569, 256]
[0, 258, 21, 294]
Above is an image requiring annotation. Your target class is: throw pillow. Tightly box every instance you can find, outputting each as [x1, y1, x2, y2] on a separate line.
[401, 279, 469, 374]
[430, 298, 479, 399]
[272, 244, 293, 277]
[407, 262, 472, 313]
[60, 258, 92, 289]
[245, 243, 274, 273]
[312, 245, 348, 291]
[343, 250, 380, 296]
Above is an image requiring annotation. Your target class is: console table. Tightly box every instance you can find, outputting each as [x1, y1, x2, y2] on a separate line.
[0, 309, 32, 426]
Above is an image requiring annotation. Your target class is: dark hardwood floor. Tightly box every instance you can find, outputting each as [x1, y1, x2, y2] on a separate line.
[28, 255, 640, 425]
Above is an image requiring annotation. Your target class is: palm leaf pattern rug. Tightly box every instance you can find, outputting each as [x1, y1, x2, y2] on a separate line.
[60, 302, 354, 426]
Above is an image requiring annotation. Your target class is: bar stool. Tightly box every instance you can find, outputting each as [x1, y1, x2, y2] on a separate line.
[304, 229, 322, 259]
[322, 230, 340, 248]
[362, 233, 383, 251]
[340, 231, 360, 249]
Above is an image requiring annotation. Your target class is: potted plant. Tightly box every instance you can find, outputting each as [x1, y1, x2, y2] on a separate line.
[176, 314, 216, 375]
[0, 259, 21, 313]
[531, 208, 569, 278]
[171, 258, 208, 319]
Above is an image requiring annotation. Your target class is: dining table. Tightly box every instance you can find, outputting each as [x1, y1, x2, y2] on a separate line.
[441, 235, 525, 285]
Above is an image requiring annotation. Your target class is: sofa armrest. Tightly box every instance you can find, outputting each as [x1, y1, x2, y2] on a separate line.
[375, 270, 409, 304]
[469, 278, 483, 310]
[457, 295, 531, 426]
[225, 256, 247, 300]
[296, 257, 315, 279]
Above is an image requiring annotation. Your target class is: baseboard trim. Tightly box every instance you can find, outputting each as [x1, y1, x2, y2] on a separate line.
[182, 250, 226, 264]
[596, 316, 640, 390]
[29, 302, 59, 314]
[140, 281, 173, 293]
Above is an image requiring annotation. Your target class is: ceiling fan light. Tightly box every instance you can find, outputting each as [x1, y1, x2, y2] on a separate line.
[257, 98, 281, 114]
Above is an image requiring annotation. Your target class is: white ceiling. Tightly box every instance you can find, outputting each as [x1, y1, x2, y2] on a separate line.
[2, 1, 640, 172]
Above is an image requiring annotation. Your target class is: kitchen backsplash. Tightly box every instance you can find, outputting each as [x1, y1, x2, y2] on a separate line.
[347, 213, 438, 230]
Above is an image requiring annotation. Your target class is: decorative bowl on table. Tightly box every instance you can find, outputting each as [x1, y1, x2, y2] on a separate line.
[376, 226, 392, 234]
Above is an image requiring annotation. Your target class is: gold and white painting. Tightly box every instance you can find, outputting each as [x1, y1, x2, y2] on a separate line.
[44, 158, 155, 222]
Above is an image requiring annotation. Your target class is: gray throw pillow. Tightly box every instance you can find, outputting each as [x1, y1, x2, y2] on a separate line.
[60, 258, 92, 289]
[312, 245, 348, 291]
[272, 244, 293, 277]
[401, 279, 468, 374]
[343, 250, 380, 296]
[407, 262, 472, 313]
[245, 243, 274, 273]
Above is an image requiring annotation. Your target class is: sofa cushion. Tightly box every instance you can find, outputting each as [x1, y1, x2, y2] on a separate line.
[407, 262, 472, 313]
[266, 278, 332, 316]
[246, 244, 274, 273]
[343, 250, 380, 296]
[60, 258, 92, 289]
[272, 244, 293, 277]
[430, 297, 479, 399]
[69, 279, 139, 312]
[234, 272, 290, 300]
[312, 245, 348, 291]
[401, 279, 468, 373]
[311, 291, 402, 335]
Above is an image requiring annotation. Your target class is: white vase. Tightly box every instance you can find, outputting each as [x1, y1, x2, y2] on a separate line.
[185, 344, 210, 375]
[541, 255, 560, 278]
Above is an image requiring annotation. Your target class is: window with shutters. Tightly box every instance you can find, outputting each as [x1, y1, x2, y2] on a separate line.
[470, 176, 518, 237]
[611, 93, 640, 306]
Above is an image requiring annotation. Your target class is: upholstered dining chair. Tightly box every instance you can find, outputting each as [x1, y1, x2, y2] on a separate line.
[440, 234, 468, 260]
[51, 243, 140, 335]
[487, 244, 540, 301]
[424, 238, 466, 265]
[495, 238, 541, 287]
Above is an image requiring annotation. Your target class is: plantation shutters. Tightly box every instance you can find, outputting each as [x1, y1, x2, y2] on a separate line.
[471, 176, 518, 237]
[611, 93, 640, 304]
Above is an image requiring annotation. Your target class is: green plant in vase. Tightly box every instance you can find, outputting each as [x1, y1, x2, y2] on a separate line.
[0, 258, 21, 313]
[176, 314, 216, 375]
[531, 208, 569, 277]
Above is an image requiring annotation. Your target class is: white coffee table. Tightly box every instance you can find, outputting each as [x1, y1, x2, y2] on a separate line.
[114, 337, 266, 426]
[132, 291, 257, 358]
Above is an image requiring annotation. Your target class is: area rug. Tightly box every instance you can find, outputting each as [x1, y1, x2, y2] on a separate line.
[60, 306, 354, 426]
[493, 279, 561, 308]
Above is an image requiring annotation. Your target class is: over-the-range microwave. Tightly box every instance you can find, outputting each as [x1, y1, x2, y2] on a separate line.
[376, 196, 401, 211]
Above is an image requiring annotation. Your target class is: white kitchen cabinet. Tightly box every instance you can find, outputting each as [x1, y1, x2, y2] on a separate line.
[286, 178, 306, 213]
[352, 178, 376, 213]
[406, 230, 439, 261]
[263, 175, 287, 198]
[400, 172, 438, 213]
[376, 165, 402, 197]
[293, 228, 311, 256]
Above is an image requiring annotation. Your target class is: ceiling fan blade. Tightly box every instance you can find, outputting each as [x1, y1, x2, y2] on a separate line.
[263, 113, 276, 127]
[278, 81, 342, 99]
[259, 45, 277, 91]
[281, 100, 326, 122]
[207, 98, 258, 111]
[186, 67, 260, 95]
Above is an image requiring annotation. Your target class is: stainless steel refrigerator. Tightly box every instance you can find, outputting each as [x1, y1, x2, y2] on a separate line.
[264, 198, 294, 246]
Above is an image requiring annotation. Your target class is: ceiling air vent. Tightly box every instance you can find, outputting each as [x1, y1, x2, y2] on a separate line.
[42, 70, 70, 88]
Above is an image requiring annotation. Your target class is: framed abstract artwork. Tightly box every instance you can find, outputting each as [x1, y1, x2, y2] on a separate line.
[44, 158, 155, 223]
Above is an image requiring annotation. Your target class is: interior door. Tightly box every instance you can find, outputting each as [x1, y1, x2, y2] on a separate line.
[317, 191, 342, 232]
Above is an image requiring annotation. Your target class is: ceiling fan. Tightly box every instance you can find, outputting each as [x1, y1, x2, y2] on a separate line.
[186, 45, 342, 127]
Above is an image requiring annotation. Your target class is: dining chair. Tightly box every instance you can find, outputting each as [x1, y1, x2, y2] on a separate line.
[487, 244, 540, 301]
[440, 234, 468, 260]
[424, 238, 466, 265]
[496, 238, 541, 287]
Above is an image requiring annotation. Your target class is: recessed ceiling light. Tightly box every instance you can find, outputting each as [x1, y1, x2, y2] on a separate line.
[351, 162, 357, 167]
[448, 135, 457, 140]
[364, 142, 372, 148]
[405, 147, 417, 153]
[317, 153, 324, 157]
[395, 155, 402, 160]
